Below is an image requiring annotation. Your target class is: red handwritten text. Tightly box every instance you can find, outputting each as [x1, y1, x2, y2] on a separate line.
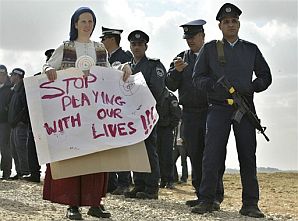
[40, 73, 97, 99]
[92, 121, 136, 138]
[140, 106, 157, 135]
[43, 113, 81, 135]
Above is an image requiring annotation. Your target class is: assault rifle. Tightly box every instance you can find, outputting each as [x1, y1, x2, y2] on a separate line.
[217, 75, 270, 142]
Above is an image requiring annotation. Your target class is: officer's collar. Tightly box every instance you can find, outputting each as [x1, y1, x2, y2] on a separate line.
[109, 47, 121, 57]
[225, 38, 239, 47]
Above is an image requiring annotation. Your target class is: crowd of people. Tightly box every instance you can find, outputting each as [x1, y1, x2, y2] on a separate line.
[0, 2, 271, 220]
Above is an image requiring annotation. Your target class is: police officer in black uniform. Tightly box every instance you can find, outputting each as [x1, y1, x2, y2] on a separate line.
[23, 49, 55, 183]
[8, 68, 30, 179]
[0, 65, 13, 180]
[172, 118, 188, 184]
[100, 27, 133, 195]
[166, 20, 224, 208]
[192, 3, 272, 217]
[100, 27, 132, 66]
[124, 30, 166, 199]
[157, 89, 181, 189]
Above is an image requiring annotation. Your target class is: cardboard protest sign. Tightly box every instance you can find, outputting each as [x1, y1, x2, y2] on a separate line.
[50, 141, 149, 179]
[24, 66, 158, 164]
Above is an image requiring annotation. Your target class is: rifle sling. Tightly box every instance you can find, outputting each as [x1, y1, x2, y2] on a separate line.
[216, 40, 226, 66]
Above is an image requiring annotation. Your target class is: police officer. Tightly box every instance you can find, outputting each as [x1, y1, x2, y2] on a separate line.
[100, 27, 132, 66]
[172, 118, 188, 184]
[192, 3, 272, 217]
[157, 89, 181, 189]
[8, 68, 30, 179]
[0, 65, 13, 179]
[166, 19, 224, 208]
[100, 27, 133, 195]
[124, 30, 166, 199]
[24, 49, 55, 183]
[45, 49, 55, 62]
[34, 49, 55, 76]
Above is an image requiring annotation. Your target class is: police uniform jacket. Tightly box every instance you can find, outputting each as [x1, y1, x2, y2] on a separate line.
[129, 56, 166, 108]
[109, 47, 132, 65]
[0, 79, 13, 123]
[8, 81, 29, 128]
[157, 90, 181, 128]
[166, 50, 208, 112]
[193, 39, 272, 108]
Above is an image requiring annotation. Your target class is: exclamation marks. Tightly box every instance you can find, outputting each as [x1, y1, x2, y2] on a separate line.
[140, 106, 157, 135]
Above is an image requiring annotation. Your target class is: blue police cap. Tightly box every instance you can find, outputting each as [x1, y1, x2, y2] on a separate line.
[100, 26, 123, 38]
[0, 64, 7, 74]
[128, 30, 149, 43]
[180, 19, 206, 39]
[10, 68, 25, 77]
[216, 3, 242, 21]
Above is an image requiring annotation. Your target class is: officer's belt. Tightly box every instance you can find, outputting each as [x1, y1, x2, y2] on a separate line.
[182, 106, 208, 112]
[208, 98, 236, 107]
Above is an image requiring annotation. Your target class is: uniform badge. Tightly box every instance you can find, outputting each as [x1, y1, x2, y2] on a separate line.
[135, 34, 140, 39]
[225, 7, 231, 13]
[156, 67, 164, 77]
[171, 100, 179, 107]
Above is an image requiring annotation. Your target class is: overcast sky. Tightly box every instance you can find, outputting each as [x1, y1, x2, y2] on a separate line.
[0, 0, 297, 170]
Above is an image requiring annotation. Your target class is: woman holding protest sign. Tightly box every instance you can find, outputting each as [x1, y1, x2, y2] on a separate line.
[42, 7, 131, 220]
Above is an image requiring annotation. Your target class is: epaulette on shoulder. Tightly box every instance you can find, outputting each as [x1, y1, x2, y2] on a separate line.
[148, 57, 160, 62]
[239, 39, 256, 47]
[125, 50, 133, 58]
[206, 40, 217, 46]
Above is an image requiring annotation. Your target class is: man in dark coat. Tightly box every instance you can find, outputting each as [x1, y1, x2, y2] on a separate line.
[24, 49, 55, 183]
[166, 19, 224, 208]
[192, 3, 272, 218]
[124, 30, 166, 199]
[7, 68, 30, 179]
[157, 89, 181, 189]
[0, 65, 13, 179]
[100, 27, 133, 195]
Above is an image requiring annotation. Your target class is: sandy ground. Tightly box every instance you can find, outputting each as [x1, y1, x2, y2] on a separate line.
[0, 172, 297, 221]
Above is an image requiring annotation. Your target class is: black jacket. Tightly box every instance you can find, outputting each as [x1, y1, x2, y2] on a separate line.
[0, 79, 13, 123]
[193, 39, 272, 108]
[109, 47, 132, 65]
[157, 90, 181, 128]
[129, 56, 166, 109]
[166, 50, 208, 112]
[8, 80, 29, 128]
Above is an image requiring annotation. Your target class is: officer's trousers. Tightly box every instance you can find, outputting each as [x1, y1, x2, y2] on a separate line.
[199, 104, 259, 206]
[182, 111, 206, 192]
[27, 129, 41, 176]
[0, 123, 12, 177]
[172, 144, 188, 182]
[108, 171, 131, 192]
[157, 126, 174, 183]
[133, 127, 160, 193]
[183, 110, 224, 201]
[10, 122, 29, 175]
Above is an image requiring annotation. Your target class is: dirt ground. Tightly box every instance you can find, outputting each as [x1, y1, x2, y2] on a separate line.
[207, 172, 298, 219]
[0, 172, 297, 220]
